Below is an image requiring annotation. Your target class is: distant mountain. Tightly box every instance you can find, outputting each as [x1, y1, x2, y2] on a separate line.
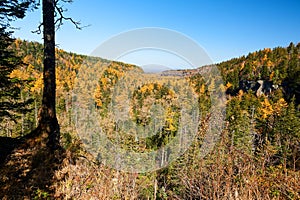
[141, 64, 173, 73]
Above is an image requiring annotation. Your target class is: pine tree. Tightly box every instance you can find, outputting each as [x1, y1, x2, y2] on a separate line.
[273, 99, 300, 169]
[0, 0, 35, 124]
[0, 0, 36, 28]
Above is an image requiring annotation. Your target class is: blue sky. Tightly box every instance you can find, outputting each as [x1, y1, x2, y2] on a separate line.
[12, 0, 300, 67]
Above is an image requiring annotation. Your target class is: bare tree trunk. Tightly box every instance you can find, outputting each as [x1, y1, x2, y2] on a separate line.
[154, 178, 157, 200]
[34, 98, 38, 127]
[38, 0, 60, 150]
[21, 90, 24, 136]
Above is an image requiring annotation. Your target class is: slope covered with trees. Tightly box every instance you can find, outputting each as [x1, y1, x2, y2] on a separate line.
[219, 42, 300, 104]
[1, 39, 300, 199]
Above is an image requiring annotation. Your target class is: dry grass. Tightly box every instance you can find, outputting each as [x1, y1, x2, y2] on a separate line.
[1, 128, 299, 199]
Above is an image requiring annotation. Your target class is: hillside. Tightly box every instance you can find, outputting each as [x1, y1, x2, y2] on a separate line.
[0, 40, 299, 199]
[1, 39, 141, 137]
[162, 42, 300, 104]
[219, 43, 300, 103]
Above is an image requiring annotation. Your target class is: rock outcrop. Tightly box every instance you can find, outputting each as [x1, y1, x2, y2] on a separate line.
[239, 80, 279, 96]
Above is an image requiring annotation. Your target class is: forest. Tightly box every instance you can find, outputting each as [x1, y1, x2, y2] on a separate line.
[0, 38, 299, 199]
[1, 1, 300, 199]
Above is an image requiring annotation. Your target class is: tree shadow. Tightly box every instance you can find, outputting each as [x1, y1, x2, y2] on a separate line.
[0, 131, 65, 199]
[0, 136, 21, 164]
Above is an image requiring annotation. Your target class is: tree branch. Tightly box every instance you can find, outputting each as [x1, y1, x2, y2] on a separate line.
[32, 0, 89, 34]
[54, 3, 82, 30]
[32, 22, 43, 34]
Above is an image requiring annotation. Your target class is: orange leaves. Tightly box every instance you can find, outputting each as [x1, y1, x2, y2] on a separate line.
[262, 54, 268, 62]
[30, 75, 43, 94]
[269, 71, 275, 80]
[273, 98, 288, 116]
[100, 77, 108, 87]
[199, 84, 205, 94]
[23, 55, 33, 64]
[14, 39, 21, 49]
[140, 85, 148, 94]
[139, 83, 157, 95]
[105, 67, 124, 84]
[260, 98, 273, 119]
[240, 61, 245, 71]
[238, 89, 244, 97]
[266, 60, 273, 68]
[226, 82, 233, 89]
[136, 83, 175, 100]
[94, 84, 103, 107]
[10, 69, 29, 80]
[164, 107, 177, 132]
[93, 64, 140, 111]
[262, 48, 271, 62]
[259, 98, 288, 119]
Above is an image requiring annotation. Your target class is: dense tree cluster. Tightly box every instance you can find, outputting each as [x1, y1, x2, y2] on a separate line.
[0, 0, 36, 132]
[1, 37, 300, 198]
[220, 42, 300, 104]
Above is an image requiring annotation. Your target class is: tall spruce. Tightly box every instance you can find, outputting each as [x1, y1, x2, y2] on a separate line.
[0, 0, 35, 123]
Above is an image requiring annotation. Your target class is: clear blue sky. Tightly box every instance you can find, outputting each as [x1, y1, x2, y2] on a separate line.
[12, 0, 300, 65]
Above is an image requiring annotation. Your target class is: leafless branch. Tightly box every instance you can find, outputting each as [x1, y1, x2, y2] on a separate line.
[32, 22, 43, 34]
[54, 2, 82, 30]
[32, 0, 89, 34]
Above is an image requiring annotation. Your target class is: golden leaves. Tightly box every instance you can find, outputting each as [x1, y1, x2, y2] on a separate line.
[273, 98, 288, 116]
[260, 98, 288, 119]
[260, 98, 273, 119]
[199, 84, 205, 94]
[10, 69, 29, 80]
[226, 82, 233, 89]
[30, 75, 43, 94]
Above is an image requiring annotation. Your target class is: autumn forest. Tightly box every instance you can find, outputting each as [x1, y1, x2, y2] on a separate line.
[1, 1, 300, 199]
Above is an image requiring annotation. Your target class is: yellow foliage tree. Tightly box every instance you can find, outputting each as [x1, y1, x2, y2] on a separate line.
[273, 98, 288, 116]
[260, 98, 274, 119]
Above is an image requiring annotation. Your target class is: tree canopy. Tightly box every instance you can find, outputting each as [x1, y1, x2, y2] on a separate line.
[0, 0, 36, 123]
